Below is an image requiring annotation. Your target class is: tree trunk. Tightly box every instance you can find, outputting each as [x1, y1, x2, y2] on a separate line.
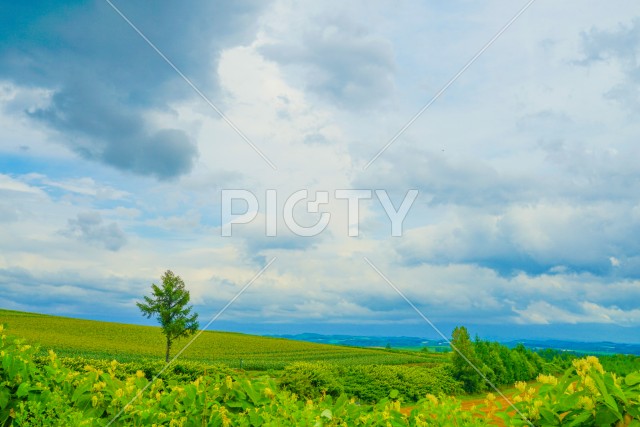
[165, 337, 171, 363]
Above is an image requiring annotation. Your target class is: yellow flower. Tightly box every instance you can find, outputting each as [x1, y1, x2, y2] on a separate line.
[585, 356, 604, 374]
[573, 358, 590, 377]
[515, 381, 527, 392]
[136, 370, 145, 379]
[583, 376, 598, 394]
[263, 387, 275, 399]
[91, 395, 99, 407]
[108, 360, 118, 375]
[425, 394, 438, 406]
[578, 395, 594, 410]
[537, 374, 558, 385]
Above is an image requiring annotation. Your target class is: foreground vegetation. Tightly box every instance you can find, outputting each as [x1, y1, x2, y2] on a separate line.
[2, 325, 640, 426]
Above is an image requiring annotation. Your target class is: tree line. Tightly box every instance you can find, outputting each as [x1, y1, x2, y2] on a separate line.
[450, 326, 549, 393]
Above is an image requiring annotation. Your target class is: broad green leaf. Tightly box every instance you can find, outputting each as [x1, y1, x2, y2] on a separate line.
[595, 407, 620, 426]
[567, 410, 592, 427]
[625, 372, 640, 386]
[16, 382, 29, 398]
[0, 388, 8, 409]
[321, 409, 332, 420]
[593, 373, 622, 420]
[539, 408, 560, 425]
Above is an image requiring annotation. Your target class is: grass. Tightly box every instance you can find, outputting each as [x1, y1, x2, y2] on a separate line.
[0, 309, 446, 370]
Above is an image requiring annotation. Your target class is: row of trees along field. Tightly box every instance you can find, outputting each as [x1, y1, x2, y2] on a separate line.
[450, 326, 548, 393]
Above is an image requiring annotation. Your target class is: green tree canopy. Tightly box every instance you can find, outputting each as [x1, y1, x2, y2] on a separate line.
[450, 326, 484, 393]
[137, 270, 199, 362]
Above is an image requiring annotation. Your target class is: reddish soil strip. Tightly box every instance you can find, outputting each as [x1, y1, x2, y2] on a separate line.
[400, 390, 521, 426]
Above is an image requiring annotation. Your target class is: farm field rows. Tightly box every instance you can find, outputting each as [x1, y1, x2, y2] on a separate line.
[0, 309, 442, 369]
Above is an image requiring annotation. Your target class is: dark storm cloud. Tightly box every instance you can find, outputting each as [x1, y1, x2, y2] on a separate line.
[0, 0, 265, 179]
[259, 15, 395, 109]
[61, 211, 127, 251]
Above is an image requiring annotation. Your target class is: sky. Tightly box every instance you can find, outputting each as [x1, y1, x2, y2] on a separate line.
[1, 1, 640, 342]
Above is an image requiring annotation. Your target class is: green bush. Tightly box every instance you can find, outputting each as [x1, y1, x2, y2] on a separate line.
[278, 362, 344, 399]
[278, 361, 462, 403]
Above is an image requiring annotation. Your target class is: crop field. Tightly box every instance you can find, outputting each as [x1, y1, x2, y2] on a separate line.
[0, 309, 444, 370]
[3, 326, 640, 426]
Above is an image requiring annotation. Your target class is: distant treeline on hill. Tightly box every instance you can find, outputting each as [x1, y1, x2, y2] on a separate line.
[274, 332, 640, 355]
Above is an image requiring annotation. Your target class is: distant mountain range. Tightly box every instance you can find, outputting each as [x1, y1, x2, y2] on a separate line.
[271, 333, 640, 355]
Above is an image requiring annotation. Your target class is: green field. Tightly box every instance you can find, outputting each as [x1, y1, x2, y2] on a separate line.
[3, 309, 640, 425]
[0, 309, 443, 370]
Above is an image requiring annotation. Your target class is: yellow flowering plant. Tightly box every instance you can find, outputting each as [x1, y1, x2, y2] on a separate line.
[501, 356, 640, 426]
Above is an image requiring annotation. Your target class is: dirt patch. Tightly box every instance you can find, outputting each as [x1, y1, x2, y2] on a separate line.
[401, 389, 523, 426]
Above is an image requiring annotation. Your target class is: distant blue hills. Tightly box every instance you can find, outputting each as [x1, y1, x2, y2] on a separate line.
[271, 333, 640, 355]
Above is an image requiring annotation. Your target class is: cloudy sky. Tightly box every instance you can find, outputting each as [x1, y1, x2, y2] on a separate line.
[1, 1, 640, 342]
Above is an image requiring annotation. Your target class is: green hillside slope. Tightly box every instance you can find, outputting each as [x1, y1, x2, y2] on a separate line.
[0, 309, 441, 369]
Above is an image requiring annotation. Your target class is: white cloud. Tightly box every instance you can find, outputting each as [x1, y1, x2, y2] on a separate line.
[513, 300, 640, 326]
[0, 174, 46, 196]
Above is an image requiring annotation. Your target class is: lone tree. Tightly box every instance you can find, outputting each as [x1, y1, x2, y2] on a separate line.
[137, 270, 199, 362]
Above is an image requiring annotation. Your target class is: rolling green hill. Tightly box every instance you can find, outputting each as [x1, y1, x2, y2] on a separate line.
[0, 309, 443, 369]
